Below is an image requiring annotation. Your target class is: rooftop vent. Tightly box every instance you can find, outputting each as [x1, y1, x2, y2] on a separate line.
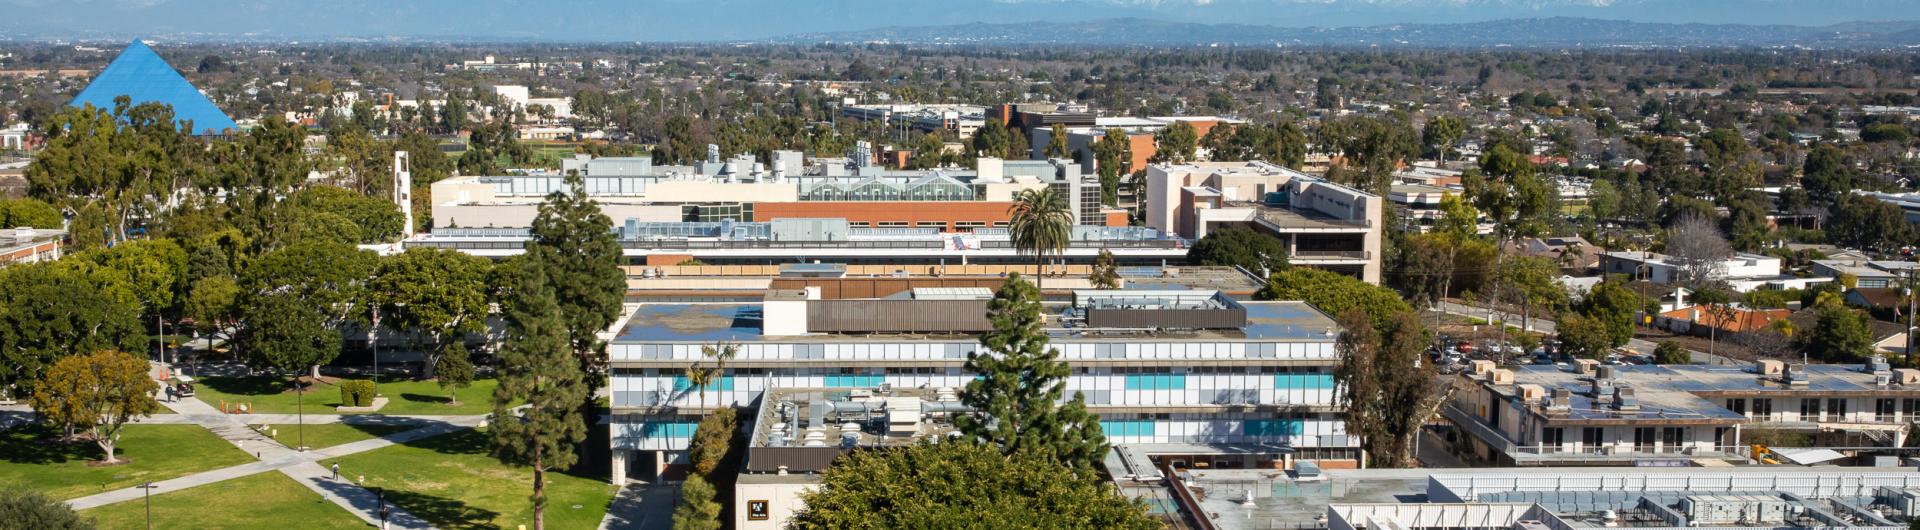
[1784, 364, 1811, 386]
[1613, 385, 1640, 411]
[1490, 368, 1515, 386]
[1572, 358, 1600, 375]
[1595, 364, 1617, 381]
[1867, 355, 1892, 375]
[1755, 359, 1784, 376]
[1517, 384, 1546, 403]
[1547, 388, 1572, 411]
[1896, 369, 1920, 386]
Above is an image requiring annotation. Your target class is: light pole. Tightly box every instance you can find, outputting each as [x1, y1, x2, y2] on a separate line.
[140, 482, 158, 530]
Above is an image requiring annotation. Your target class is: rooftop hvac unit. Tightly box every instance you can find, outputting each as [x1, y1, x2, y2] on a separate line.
[1680, 494, 1788, 525]
[1755, 359, 1784, 376]
[1874, 487, 1920, 515]
[1548, 388, 1573, 410]
[1613, 386, 1640, 411]
[1595, 364, 1617, 380]
[1868, 355, 1892, 374]
[1897, 368, 1920, 385]
[1878, 372, 1894, 386]
[1517, 384, 1546, 403]
[1785, 364, 1811, 386]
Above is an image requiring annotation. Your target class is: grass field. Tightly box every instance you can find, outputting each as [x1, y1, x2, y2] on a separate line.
[324, 429, 615, 530]
[194, 375, 507, 416]
[0, 424, 254, 500]
[264, 422, 416, 449]
[82, 471, 366, 530]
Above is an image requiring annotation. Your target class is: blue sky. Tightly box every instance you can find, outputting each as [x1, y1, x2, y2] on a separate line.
[3, 0, 1918, 41]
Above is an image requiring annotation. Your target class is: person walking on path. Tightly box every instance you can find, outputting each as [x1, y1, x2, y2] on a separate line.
[378, 503, 391, 530]
[330, 462, 339, 479]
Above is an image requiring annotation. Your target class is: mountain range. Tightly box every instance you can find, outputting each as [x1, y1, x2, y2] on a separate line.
[771, 17, 1920, 48]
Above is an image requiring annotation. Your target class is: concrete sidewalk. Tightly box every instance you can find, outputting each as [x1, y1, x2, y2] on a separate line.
[65, 363, 456, 528]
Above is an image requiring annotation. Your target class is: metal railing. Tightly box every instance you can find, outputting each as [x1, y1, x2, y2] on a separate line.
[1290, 250, 1370, 260]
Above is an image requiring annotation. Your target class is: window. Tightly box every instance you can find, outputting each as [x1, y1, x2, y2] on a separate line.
[1633, 428, 1656, 452]
[1905, 399, 1920, 419]
[1660, 427, 1684, 451]
[1726, 398, 1746, 415]
[1583, 427, 1605, 450]
[1828, 398, 1849, 420]
[1801, 398, 1823, 420]
[1753, 398, 1774, 420]
[876, 221, 911, 228]
[1879, 399, 1899, 423]
[1541, 428, 1565, 453]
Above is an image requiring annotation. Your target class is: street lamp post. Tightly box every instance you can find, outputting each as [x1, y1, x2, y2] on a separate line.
[140, 481, 159, 530]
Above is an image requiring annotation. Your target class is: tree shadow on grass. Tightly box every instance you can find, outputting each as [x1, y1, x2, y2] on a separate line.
[197, 375, 286, 396]
[398, 392, 454, 407]
[400, 428, 491, 457]
[311, 476, 500, 530]
[384, 487, 503, 530]
[0, 424, 94, 465]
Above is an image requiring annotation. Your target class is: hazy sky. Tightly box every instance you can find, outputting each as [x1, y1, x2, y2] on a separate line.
[4, 0, 1918, 41]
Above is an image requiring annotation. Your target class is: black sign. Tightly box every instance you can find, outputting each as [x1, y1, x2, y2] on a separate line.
[748, 500, 770, 520]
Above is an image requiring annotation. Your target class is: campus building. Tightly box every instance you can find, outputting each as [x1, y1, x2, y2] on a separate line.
[603, 288, 1356, 485]
[1143, 160, 1385, 283]
[429, 153, 1115, 230]
[1444, 357, 1920, 467]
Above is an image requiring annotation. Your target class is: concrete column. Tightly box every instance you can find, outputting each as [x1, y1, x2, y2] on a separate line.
[610, 449, 628, 485]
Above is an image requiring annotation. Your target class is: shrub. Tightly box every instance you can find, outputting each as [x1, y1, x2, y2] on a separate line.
[338, 379, 376, 407]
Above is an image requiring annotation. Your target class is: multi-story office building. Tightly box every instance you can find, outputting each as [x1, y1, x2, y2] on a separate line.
[1143, 160, 1385, 283]
[431, 153, 1112, 230]
[603, 288, 1354, 483]
[838, 103, 989, 138]
[1446, 357, 1920, 467]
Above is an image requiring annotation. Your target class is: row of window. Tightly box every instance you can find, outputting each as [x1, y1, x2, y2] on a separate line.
[1727, 397, 1918, 422]
[618, 366, 1332, 377]
[1540, 426, 1691, 448]
[640, 371, 1330, 391]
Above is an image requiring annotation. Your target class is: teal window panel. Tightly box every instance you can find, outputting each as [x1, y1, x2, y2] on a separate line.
[825, 374, 884, 387]
[673, 375, 734, 392]
[1275, 374, 1335, 389]
[1124, 374, 1187, 390]
[640, 422, 700, 439]
[1099, 420, 1157, 437]
[1244, 419, 1303, 437]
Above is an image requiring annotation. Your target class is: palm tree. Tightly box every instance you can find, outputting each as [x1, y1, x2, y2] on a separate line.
[1007, 187, 1074, 292]
[695, 341, 737, 411]
[684, 364, 715, 410]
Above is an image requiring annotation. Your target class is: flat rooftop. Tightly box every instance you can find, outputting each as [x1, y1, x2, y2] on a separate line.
[613, 300, 1338, 343]
[1241, 202, 1369, 230]
[1492, 362, 1920, 425]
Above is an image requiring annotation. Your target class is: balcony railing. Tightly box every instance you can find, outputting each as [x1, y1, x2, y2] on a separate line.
[1290, 250, 1370, 260]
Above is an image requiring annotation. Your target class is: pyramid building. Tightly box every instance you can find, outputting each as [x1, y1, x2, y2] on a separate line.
[69, 40, 238, 136]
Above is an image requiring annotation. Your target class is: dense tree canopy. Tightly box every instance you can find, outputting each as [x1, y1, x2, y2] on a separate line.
[789, 441, 1158, 530]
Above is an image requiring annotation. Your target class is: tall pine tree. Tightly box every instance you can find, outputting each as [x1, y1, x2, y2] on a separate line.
[489, 263, 588, 530]
[525, 173, 625, 410]
[957, 273, 1107, 472]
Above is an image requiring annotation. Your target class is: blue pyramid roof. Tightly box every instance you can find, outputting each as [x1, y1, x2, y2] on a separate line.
[69, 40, 238, 136]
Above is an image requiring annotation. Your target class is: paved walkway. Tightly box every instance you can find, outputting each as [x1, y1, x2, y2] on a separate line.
[599, 483, 677, 530]
[65, 363, 485, 528]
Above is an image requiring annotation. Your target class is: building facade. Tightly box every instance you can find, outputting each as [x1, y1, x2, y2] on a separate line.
[603, 288, 1355, 484]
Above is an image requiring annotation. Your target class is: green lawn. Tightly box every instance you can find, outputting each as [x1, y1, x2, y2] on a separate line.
[264, 422, 416, 449]
[195, 375, 508, 415]
[0, 424, 255, 500]
[324, 429, 615, 530]
[82, 471, 366, 530]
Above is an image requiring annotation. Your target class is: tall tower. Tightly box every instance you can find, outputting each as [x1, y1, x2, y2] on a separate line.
[394, 151, 414, 239]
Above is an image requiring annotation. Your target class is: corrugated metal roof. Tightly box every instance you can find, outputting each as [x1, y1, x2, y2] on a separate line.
[69, 40, 238, 135]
